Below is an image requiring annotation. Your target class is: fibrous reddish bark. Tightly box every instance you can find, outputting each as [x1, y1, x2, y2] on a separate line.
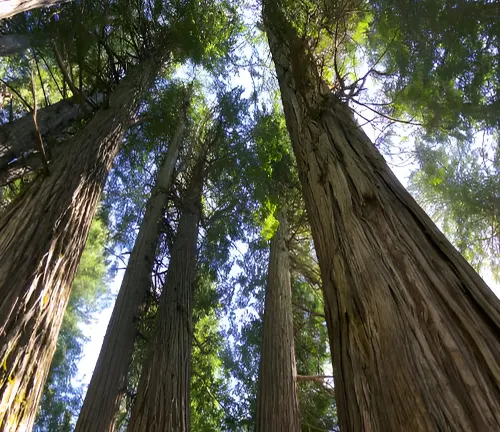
[264, 4, 500, 431]
[127, 155, 205, 432]
[75, 103, 188, 432]
[256, 208, 300, 432]
[0, 58, 158, 431]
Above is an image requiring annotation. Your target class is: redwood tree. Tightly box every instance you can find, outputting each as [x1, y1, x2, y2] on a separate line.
[0, 58, 160, 431]
[127, 153, 205, 432]
[75, 90, 190, 432]
[262, 1, 500, 430]
[256, 207, 300, 432]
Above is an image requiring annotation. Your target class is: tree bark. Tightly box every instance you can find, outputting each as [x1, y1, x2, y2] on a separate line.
[256, 208, 300, 432]
[263, 4, 500, 431]
[0, 0, 69, 20]
[0, 58, 158, 432]
[0, 97, 92, 186]
[127, 155, 205, 432]
[75, 103, 188, 432]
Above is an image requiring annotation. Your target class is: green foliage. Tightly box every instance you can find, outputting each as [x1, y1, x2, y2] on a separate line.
[368, 0, 500, 140]
[250, 104, 299, 239]
[190, 271, 229, 431]
[409, 137, 500, 280]
[34, 218, 109, 431]
[10, 0, 499, 429]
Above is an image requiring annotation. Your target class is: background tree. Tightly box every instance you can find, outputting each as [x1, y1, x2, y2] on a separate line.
[76, 82, 191, 432]
[255, 207, 300, 432]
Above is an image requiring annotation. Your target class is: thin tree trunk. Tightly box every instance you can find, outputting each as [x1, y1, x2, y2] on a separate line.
[75, 102, 189, 432]
[256, 208, 300, 432]
[0, 97, 93, 185]
[127, 155, 205, 432]
[0, 58, 159, 432]
[263, 4, 500, 431]
[0, 0, 69, 20]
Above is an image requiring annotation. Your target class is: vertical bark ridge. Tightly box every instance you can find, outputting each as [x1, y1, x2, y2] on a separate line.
[127, 155, 205, 432]
[75, 103, 188, 432]
[256, 208, 301, 432]
[0, 58, 159, 432]
[263, 4, 500, 431]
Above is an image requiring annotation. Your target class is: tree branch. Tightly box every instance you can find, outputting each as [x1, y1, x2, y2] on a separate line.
[30, 66, 50, 176]
[52, 41, 82, 99]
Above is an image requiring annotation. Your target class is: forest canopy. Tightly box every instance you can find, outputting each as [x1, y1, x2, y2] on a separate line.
[0, 0, 499, 431]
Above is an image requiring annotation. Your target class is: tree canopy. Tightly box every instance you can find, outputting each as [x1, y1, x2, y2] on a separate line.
[0, 0, 499, 430]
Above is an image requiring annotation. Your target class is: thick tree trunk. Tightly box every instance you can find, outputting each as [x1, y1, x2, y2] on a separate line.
[0, 58, 158, 432]
[263, 5, 500, 431]
[256, 208, 300, 432]
[75, 106, 188, 432]
[127, 156, 204, 432]
[0, 0, 69, 20]
[0, 97, 92, 186]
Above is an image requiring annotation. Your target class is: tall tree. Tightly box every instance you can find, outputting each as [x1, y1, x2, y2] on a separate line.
[34, 218, 109, 432]
[262, 1, 500, 430]
[0, 0, 240, 424]
[127, 151, 206, 432]
[0, 97, 96, 186]
[75, 86, 190, 432]
[256, 207, 300, 432]
[0, 57, 159, 431]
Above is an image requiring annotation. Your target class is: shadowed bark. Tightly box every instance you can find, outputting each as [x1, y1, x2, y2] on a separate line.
[0, 58, 159, 431]
[256, 208, 300, 432]
[0, 97, 93, 186]
[75, 102, 188, 432]
[127, 155, 205, 432]
[263, 3, 500, 431]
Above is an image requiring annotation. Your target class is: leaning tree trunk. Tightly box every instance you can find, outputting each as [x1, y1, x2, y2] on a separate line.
[0, 97, 94, 186]
[127, 155, 205, 432]
[0, 0, 69, 20]
[75, 103, 188, 432]
[263, 4, 500, 431]
[0, 58, 159, 432]
[256, 208, 300, 432]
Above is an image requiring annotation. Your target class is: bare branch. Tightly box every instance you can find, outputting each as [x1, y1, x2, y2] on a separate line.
[30, 66, 50, 177]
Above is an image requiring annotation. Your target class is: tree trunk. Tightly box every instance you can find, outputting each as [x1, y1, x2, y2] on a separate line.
[75, 104, 188, 432]
[127, 155, 205, 432]
[0, 58, 158, 432]
[263, 5, 500, 431]
[256, 208, 300, 432]
[0, 97, 92, 186]
[0, 0, 69, 20]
